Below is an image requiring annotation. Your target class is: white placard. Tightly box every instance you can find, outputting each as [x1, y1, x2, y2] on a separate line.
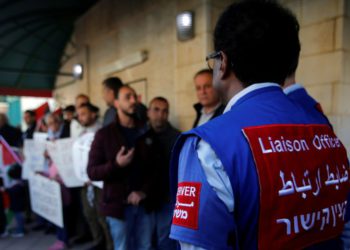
[72, 133, 103, 189]
[29, 173, 63, 228]
[22, 139, 46, 180]
[33, 132, 48, 141]
[46, 138, 84, 187]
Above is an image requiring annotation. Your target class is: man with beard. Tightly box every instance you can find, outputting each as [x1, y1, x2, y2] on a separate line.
[102, 77, 148, 128]
[76, 103, 113, 250]
[70, 94, 90, 138]
[87, 85, 146, 250]
[134, 97, 180, 250]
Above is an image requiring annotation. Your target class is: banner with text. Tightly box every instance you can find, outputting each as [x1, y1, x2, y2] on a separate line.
[22, 139, 46, 179]
[72, 133, 103, 189]
[243, 124, 350, 250]
[47, 138, 84, 188]
[29, 173, 63, 228]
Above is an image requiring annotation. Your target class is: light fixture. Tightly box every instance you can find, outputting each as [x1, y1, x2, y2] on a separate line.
[72, 64, 83, 79]
[176, 11, 195, 41]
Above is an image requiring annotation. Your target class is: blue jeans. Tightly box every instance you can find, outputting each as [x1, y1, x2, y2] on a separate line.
[125, 205, 153, 250]
[153, 203, 177, 250]
[106, 216, 127, 250]
[57, 226, 68, 244]
[13, 212, 24, 234]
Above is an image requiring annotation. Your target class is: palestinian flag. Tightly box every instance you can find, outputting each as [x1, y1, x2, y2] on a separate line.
[0, 136, 22, 167]
[35, 102, 50, 121]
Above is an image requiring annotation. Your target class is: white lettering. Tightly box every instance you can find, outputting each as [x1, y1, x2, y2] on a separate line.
[313, 134, 342, 151]
[173, 209, 188, 219]
[259, 136, 310, 154]
[259, 137, 272, 154]
[177, 186, 197, 197]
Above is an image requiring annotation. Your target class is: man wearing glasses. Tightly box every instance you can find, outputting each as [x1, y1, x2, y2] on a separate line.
[170, 1, 350, 250]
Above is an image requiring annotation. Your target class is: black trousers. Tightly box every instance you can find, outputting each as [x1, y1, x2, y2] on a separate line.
[0, 192, 7, 233]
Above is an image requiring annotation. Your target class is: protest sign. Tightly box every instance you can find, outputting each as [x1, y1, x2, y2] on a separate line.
[46, 138, 84, 187]
[29, 173, 63, 228]
[72, 133, 103, 189]
[33, 132, 48, 141]
[22, 139, 46, 179]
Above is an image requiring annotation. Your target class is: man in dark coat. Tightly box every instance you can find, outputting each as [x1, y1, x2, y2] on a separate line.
[87, 85, 146, 250]
[192, 69, 225, 128]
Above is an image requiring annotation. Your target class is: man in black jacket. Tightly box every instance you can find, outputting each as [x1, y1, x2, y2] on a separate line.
[0, 113, 22, 147]
[22, 110, 37, 140]
[134, 97, 180, 250]
[192, 69, 225, 128]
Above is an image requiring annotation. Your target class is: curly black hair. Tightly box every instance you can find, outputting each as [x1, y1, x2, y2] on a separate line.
[214, 0, 300, 86]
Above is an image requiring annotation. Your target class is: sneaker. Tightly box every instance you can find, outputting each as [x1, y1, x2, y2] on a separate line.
[11, 232, 24, 238]
[48, 240, 67, 250]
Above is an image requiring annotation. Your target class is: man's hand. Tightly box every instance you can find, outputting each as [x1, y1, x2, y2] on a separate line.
[127, 191, 146, 206]
[116, 146, 135, 168]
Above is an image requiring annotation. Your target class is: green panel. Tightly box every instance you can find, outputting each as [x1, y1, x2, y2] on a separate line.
[6, 96, 21, 127]
[0, 0, 97, 95]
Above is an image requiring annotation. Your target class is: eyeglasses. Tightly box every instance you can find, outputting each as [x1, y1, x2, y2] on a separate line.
[205, 51, 221, 70]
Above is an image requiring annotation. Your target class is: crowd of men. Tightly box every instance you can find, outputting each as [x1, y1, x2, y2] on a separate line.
[1, 0, 350, 250]
[0, 63, 221, 250]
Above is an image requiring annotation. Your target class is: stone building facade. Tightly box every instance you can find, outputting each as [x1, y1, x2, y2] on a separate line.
[54, 0, 350, 151]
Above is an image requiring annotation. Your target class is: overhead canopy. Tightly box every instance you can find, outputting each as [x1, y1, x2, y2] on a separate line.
[0, 0, 97, 97]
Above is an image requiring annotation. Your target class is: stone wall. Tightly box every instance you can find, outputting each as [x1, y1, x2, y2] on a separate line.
[55, 0, 231, 130]
[281, 0, 350, 151]
[54, 0, 350, 151]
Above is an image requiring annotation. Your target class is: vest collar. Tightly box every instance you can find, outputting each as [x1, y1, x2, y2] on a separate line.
[283, 83, 304, 95]
[223, 82, 281, 114]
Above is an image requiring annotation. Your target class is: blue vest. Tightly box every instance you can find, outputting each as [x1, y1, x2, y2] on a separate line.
[170, 86, 344, 249]
[286, 87, 331, 126]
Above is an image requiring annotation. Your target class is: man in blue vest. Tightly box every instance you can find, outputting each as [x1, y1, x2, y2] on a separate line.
[170, 1, 350, 249]
[283, 72, 332, 126]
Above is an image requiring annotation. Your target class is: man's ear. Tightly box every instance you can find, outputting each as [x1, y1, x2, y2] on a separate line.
[114, 99, 119, 109]
[219, 51, 231, 80]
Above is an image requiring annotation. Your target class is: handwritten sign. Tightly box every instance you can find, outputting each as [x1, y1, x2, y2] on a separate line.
[29, 173, 63, 228]
[46, 138, 84, 188]
[22, 139, 46, 179]
[72, 133, 103, 189]
[33, 132, 48, 141]
[243, 124, 350, 250]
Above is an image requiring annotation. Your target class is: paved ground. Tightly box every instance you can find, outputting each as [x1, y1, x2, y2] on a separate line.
[0, 230, 57, 250]
[0, 224, 93, 250]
